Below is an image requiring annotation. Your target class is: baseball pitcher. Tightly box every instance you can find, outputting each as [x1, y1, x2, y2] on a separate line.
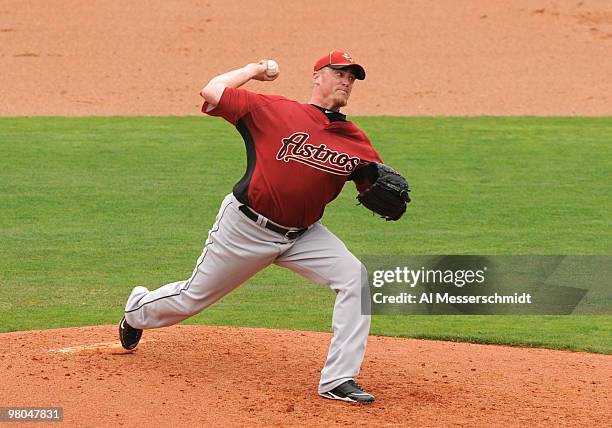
[119, 50, 410, 404]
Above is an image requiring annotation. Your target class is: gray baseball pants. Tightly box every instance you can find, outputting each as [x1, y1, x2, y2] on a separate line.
[124, 193, 371, 393]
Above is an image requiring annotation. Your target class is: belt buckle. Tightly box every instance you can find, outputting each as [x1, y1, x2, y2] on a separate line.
[284, 230, 296, 240]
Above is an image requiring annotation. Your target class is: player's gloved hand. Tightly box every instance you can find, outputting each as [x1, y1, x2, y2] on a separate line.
[356, 162, 411, 221]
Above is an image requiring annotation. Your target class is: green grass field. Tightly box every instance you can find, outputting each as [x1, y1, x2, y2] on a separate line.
[1, 116, 610, 353]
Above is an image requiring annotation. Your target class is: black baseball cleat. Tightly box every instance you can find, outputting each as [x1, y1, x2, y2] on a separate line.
[319, 380, 375, 404]
[119, 316, 142, 350]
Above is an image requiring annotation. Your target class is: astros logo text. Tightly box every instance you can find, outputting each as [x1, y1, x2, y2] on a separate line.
[276, 132, 360, 175]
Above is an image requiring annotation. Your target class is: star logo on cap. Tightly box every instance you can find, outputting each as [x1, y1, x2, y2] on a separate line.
[343, 52, 353, 62]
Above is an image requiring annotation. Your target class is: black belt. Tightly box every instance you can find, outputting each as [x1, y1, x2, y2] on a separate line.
[238, 205, 307, 240]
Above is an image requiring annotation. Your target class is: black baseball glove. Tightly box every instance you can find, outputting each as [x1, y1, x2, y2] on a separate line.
[353, 162, 411, 221]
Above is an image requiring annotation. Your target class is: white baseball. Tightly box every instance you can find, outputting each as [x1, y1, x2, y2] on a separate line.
[265, 60, 279, 77]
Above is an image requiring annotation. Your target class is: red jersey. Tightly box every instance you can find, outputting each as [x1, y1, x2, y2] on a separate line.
[202, 87, 382, 228]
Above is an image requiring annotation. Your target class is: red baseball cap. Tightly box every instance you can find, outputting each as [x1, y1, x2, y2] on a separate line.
[313, 50, 366, 80]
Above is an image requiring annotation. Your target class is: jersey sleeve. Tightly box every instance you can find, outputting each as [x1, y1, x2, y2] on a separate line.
[201, 87, 274, 125]
[348, 134, 383, 192]
[359, 133, 383, 164]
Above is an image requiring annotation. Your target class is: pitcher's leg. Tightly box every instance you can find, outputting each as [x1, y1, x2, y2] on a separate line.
[318, 261, 370, 393]
[124, 195, 279, 329]
[275, 223, 371, 394]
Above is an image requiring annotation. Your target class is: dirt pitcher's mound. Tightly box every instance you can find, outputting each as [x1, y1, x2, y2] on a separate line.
[0, 326, 610, 427]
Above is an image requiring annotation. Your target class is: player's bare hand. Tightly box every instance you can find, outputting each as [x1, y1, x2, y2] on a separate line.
[249, 60, 279, 81]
